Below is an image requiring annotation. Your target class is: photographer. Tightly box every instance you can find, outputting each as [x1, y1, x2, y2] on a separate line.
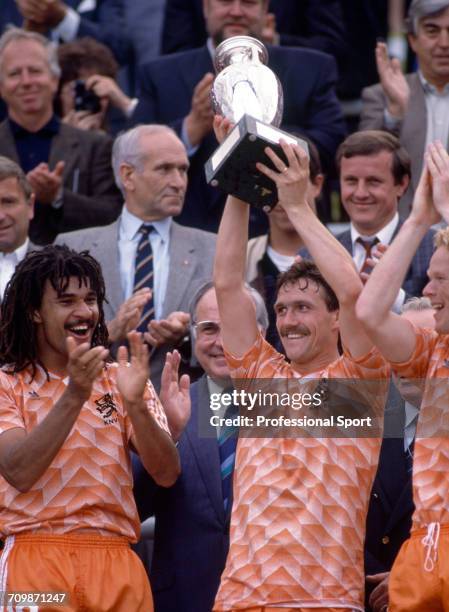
[57, 37, 137, 134]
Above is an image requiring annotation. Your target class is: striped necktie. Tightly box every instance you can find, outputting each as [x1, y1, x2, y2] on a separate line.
[357, 237, 379, 276]
[218, 399, 238, 511]
[134, 224, 155, 334]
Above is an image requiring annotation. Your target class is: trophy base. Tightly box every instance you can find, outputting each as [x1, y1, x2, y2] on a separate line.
[205, 114, 309, 211]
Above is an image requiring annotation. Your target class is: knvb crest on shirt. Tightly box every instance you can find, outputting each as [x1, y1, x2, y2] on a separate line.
[95, 393, 118, 425]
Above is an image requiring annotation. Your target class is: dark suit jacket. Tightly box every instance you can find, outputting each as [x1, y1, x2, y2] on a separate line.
[336, 219, 435, 298]
[0, 120, 122, 245]
[0, 0, 130, 65]
[133, 376, 231, 612]
[55, 218, 216, 391]
[364, 382, 414, 609]
[133, 44, 345, 232]
[161, 0, 347, 64]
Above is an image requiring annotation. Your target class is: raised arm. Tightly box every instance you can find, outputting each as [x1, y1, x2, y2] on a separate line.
[257, 141, 371, 358]
[212, 119, 261, 358]
[356, 158, 441, 362]
[117, 332, 180, 487]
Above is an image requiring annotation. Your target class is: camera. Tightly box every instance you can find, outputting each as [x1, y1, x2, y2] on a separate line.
[74, 80, 101, 114]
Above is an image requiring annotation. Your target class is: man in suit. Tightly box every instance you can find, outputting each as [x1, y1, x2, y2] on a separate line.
[0, 156, 40, 299]
[132, 0, 345, 234]
[161, 0, 347, 63]
[336, 130, 434, 308]
[133, 280, 268, 612]
[0, 27, 122, 245]
[3, 0, 130, 65]
[359, 0, 449, 214]
[56, 124, 216, 391]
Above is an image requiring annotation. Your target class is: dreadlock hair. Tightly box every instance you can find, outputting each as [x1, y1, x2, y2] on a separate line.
[0, 245, 109, 379]
[276, 259, 339, 312]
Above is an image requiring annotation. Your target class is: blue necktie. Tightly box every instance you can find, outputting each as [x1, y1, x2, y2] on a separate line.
[133, 224, 155, 334]
[218, 400, 238, 511]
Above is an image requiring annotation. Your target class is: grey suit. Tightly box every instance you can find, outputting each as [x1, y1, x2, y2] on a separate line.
[359, 74, 440, 215]
[56, 216, 216, 390]
[0, 120, 122, 245]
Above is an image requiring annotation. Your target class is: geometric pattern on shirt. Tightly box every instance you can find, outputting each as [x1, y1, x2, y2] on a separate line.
[0, 364, 170, 541]
[133, 224, 155, 334]
[213, 334, 390, 610]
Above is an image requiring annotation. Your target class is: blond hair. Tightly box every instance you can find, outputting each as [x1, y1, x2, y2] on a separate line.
[434, 227, 449, 249]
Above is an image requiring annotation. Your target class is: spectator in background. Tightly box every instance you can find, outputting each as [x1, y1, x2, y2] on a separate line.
[335, 130, 434, 308]
[245, 137, 324, 353]
[360, 0, 449, 214]
[0, 28, 121, 245]
[57, 38, 137, 133]
[9, 0, 131, 65]
[132, 0, 345, 234]
[161, 0, 347, 66]
[56, 124, 216, 392]
[0, 156, 39, 299]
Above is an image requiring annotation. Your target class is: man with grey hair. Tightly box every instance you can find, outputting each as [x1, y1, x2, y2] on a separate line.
[56, 124, 216, 391]
[133, 279, 268, 612]
[0, 155, 39, 298]
[0, 27, 121, 244]
[360, 0, 449, 215]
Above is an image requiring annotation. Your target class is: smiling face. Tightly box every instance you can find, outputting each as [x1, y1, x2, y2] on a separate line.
[33, 277, 99, 372]
[0, 39, 58, 126]
[409, 7, 449, 88]
[423, 246, 449, 333]
[203, 0, 268, 46]
[340, 151, 409, 235]
[0, 176, 34, 253]
[122, 131, 189, 222]
[274, 279, 339, 371]
[194, 288, 230, 382]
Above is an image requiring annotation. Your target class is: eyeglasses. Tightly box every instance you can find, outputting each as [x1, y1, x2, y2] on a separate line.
[193, 320, 221, 337]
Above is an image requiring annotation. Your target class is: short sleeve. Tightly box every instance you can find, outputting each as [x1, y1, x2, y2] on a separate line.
[389, 326, 437, 379]
[0, 371, 25, 435]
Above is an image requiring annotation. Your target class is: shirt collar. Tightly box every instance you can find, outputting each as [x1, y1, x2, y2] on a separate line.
[350, 212, 399, 247]
[418, 70, 449, 95]
[8, 115, 60, 137]
[0, 238, 29, 261]
[120, 205, 172, 242]
[207, 38, 216, 62]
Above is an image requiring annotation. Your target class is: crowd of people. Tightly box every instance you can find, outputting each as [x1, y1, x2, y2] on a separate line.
[0, 0, 448, 611]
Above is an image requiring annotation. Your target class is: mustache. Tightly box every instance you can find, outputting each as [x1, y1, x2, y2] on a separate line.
[279, 324, 310, 337]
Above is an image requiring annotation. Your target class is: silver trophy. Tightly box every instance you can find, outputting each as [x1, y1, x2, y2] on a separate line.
[205, 36, 308, 210]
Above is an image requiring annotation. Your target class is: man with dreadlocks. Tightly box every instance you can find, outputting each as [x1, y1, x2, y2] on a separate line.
[0, 245, 182, 611]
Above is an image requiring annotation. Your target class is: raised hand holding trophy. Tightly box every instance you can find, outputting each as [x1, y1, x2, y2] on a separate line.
[205, 36, 309, 212]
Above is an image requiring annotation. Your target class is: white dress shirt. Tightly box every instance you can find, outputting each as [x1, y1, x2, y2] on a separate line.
[118, 207, 171, 320]
[0, 239, 29, 300]
[350, 213, 405, 312]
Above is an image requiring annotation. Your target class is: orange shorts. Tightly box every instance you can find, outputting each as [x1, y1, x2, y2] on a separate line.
[389, 524, 449, 611]
[0, 533, 153, 612]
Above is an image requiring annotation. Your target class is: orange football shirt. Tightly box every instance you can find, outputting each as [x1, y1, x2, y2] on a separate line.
[213, 334, 389, 611]
[0, 363, 169, 542]
[390, 326, 449, 531]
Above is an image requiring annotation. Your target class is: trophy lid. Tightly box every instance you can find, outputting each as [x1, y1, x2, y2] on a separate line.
[213, 36, 268, 73]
